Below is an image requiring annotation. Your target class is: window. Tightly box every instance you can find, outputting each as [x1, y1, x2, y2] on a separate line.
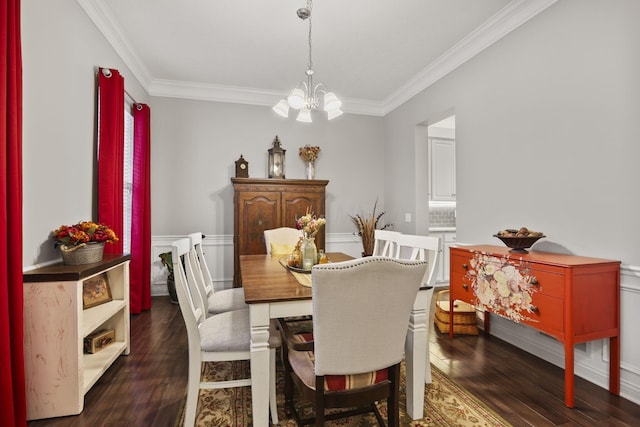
[123, 101, 134, 253]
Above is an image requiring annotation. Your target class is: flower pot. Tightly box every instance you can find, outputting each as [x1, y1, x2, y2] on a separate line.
[305, 161, 315, 180]
[167, 277, 178, 304]
[60, 242, 105, 265]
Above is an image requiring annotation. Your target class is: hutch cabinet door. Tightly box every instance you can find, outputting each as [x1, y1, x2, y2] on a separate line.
[237, 192, 281, 255]
[282, 191, 326, 250]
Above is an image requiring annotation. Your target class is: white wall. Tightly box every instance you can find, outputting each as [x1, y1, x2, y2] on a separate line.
[150, 97, 386, 237]
[149, 96, 385, 280]
[383, 0, 640, 404]
[21, 0, 148, 266]
[21, 0, 386, 269]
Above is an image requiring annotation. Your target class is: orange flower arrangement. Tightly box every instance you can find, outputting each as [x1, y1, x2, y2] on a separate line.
[52, 221, 119, 247]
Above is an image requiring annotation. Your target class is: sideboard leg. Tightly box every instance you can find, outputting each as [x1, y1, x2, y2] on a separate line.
[483, 311, 491, 336]
[564, 342, 575, 407]
[610, 335, 620, 395]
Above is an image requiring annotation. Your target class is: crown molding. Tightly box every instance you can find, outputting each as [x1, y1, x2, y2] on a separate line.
[148, 79, 386, 116]
[78, 0, 557, 117]
[382, 0, 558, 115]
[77, 0, 153, 90]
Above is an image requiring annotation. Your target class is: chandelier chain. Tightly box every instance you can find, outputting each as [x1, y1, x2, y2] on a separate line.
[307, 0, 313, 71]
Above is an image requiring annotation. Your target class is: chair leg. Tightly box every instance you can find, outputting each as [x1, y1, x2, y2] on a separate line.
[315, 376, 325, 427]
[269, 348, 279, 424]
[184, 358, 202, 427]
[425, 340, 432, 384]
[388, 364, 400, 427]
[282, 347, 294, 416]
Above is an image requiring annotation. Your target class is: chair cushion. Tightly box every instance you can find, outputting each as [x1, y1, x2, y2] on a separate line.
[288, 333, 388, 391]
[270, 243, 296, 255]
[208, 287, 248, 314]
[200, 309, 280, 352]
[200, 310, 251, 352]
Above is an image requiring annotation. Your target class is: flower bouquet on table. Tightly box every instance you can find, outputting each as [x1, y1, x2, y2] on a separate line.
[52, 221, 118, 265]
[292, 207, 326, 270]
[295, 206, 326, 238]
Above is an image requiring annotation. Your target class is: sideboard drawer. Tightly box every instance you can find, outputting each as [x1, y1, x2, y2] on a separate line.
[450, 271, 473, 303]
[451, 253, 472, 276]
[528, 266, 564, 298]
[523, 292, 564, 335]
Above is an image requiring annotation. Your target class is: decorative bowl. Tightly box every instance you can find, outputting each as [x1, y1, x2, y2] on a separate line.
[493, 234, 545, 253]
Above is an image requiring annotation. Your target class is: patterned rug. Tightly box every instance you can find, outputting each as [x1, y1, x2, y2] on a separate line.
[176, 359, 512, 426]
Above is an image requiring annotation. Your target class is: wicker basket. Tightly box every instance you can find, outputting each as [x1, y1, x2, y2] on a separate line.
[60, 242, 105, 265]
[433, 289, 479, 335]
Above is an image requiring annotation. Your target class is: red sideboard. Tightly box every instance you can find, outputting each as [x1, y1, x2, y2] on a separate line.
[449, 245, 620, 408]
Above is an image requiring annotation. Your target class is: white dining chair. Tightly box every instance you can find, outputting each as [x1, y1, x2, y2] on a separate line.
[264, 227, 303, 254]
[393, 233, 440, 384]
[172, 238, 280, 426]
[372, 229, 402, 257]
[394, 234, 440, 288]
[188, 232, 247, 316]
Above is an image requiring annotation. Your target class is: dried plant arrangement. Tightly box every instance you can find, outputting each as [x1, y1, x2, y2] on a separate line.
[349, 199, 392, 256]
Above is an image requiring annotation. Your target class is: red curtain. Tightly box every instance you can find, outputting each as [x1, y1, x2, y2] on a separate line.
[0, 0, 27, 425]
[97, 67, 124, 256]
[130, 104, 151, 313]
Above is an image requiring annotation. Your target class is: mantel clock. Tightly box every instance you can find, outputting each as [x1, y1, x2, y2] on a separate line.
[235, 155, 249, 178]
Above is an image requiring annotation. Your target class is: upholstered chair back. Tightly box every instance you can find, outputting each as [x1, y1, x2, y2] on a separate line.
[310, 257, 427, 375]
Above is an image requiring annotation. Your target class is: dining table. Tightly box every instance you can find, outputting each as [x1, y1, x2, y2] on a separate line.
[240, 252, 430, 426]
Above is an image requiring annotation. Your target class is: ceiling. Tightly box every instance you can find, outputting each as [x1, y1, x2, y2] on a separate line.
[78, 0, 557, 116]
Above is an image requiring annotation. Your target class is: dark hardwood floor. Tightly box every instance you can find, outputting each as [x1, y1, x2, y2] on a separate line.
[28, 293, 639, 426]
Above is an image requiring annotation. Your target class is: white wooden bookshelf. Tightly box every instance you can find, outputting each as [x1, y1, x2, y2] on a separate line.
[23, 255, 131, 420]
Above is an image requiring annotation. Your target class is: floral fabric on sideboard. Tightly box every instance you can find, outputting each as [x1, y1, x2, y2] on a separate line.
[466, 252, 540, 323]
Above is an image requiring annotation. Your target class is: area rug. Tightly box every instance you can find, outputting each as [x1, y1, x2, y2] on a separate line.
[175, 360, 512, 427]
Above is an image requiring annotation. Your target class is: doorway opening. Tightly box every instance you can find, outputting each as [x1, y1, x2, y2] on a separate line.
[427, 115, 456, 227]
[414, 114, 456, 234]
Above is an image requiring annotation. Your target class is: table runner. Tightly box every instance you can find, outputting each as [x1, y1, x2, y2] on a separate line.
[278, 258, 313, 287]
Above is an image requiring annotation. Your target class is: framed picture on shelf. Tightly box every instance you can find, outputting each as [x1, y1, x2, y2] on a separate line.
[83, 273, 112, 309]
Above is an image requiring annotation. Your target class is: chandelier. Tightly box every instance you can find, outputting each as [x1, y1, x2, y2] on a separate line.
[273, 0, 342, 123]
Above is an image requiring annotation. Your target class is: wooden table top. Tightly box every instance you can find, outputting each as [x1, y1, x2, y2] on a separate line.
[240, 252, 353, 304]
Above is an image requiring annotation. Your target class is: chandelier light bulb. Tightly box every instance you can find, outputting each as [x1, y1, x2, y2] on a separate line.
[272, 99, 290, 117]
[297, 108, 312, 123]
[323, 92, 342, 111]
[287, 88, 306, 110]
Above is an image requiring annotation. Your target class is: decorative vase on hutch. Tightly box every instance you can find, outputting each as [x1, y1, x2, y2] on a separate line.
[301, 237, 317, 270]
[305, 161, 315, 180]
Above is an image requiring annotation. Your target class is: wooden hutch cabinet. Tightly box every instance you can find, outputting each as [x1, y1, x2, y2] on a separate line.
[449, 245, 620, 408]
[232, 178, 329, 285]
